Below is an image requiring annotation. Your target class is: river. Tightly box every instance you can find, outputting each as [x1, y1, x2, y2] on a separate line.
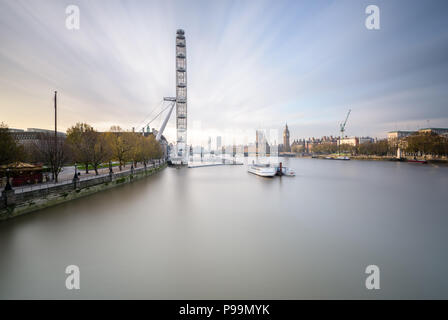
[1, 158, 448, 299]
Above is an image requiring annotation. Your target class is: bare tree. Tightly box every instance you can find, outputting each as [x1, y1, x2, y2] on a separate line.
[33, 133, 67, 183]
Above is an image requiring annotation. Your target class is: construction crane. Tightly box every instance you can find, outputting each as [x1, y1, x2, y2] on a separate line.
[338, 109, 351, 154]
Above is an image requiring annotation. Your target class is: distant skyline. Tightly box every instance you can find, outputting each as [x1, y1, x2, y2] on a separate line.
[1, 0, 448, 145]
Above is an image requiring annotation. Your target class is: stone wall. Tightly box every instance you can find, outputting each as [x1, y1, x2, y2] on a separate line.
[0, 162, 166, 221]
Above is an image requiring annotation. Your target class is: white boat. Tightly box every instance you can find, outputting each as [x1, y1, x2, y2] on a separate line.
[247, 164, 277, 177]
[324, 156, 350, 160]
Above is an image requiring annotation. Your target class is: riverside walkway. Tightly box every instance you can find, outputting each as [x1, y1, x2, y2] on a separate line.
[10, 160, 164, 194]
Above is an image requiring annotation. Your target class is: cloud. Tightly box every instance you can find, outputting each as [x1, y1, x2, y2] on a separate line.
[1, 0, 447, 145]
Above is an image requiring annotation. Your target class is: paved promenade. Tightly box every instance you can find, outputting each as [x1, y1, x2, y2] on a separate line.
[11, 161, 162, 194]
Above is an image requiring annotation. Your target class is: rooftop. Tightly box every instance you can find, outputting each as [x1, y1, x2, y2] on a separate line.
[418, 128, 448, 130]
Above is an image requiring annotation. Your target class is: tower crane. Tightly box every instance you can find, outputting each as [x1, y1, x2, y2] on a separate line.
[338, 109, 351, 154]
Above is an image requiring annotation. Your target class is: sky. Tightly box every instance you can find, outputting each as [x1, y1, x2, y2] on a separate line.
[1, 0, 448, 146]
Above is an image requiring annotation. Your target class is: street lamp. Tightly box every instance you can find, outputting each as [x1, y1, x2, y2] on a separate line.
[4, 168, 12, 191]
[73, 163, 78, 181]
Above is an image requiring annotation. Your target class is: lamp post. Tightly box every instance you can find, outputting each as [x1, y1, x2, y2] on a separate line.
[73, 163, 78, 181]
[4, 168, 12, 191]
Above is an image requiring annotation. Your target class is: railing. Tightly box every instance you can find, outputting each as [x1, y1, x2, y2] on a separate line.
[8, 159, 165, 195]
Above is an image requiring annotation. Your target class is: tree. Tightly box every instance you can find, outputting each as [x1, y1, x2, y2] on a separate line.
[291, 144, 304, 154]
[405, 132, 448, 157]
[32, 132, 68, 183]
[91, 132, 112, 175]
[0, 122, 26, 165]
[357, 140, 391, 156]
[105, 126, 133, 171]
[311, 143, 338, 154]
[137, 134, 162, 167]
[139, 136, 151, 168]
[339, 143, 356, 155]
[66, 123, 96, 173]
[127, 132, 141, 166]
[147, 134, 162, 160]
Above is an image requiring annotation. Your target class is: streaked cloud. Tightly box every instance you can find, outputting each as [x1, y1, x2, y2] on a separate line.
[1, 0, 447, 144]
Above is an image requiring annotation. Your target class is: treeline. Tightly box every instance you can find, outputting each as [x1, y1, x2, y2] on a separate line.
[342, 140, 393, 156]
[0, 122, 163, 182]
[301, 133, 448, 157]
[66, 123, 162, 174]
[404, 132, 448, 157]
[300, 140, 393, 156]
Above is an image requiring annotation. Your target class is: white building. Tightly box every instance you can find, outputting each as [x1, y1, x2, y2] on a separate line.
[387, 131, 416, 141]
[338, 137, 374, 146]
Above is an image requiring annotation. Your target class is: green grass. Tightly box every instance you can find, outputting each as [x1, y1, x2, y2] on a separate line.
[77, 163, 122, 170]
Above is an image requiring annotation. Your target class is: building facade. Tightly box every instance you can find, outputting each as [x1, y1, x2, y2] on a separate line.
[418, 128, 448, 135]
[9, 128, 66, 147]
[338, 137, 374, 147]
[387, 131, 416, 142]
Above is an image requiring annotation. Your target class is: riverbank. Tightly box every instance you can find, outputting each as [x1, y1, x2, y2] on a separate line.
[299, 154, 448, 164]
[351, 155, 448, 164]
[0, 161, 167, 221]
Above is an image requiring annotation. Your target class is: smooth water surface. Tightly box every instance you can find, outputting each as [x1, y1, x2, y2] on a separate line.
[1, 158, 448, 299]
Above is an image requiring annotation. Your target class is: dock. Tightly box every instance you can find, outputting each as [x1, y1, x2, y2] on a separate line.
[187, 160, 244, 168]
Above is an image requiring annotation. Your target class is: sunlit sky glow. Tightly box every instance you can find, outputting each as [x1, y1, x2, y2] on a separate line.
[1, 0, 448, 145]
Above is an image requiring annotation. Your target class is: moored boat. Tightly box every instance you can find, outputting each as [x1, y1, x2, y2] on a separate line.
[407, 159, 427, 164]
[324, 156, 350, 160]
[335, 156, 350, 160]
[277, 167, 296, 176]
[274, 164, 296, 176]
[247, 164, 277, 177]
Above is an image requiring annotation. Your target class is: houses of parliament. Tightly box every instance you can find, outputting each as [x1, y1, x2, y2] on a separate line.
[280, 123, 339, 154]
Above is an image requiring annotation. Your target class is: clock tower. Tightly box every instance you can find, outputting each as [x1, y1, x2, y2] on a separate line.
[283, 123, 291, 152]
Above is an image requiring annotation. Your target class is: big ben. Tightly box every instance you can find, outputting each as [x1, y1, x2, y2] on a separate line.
[283, 123, 291, 152]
